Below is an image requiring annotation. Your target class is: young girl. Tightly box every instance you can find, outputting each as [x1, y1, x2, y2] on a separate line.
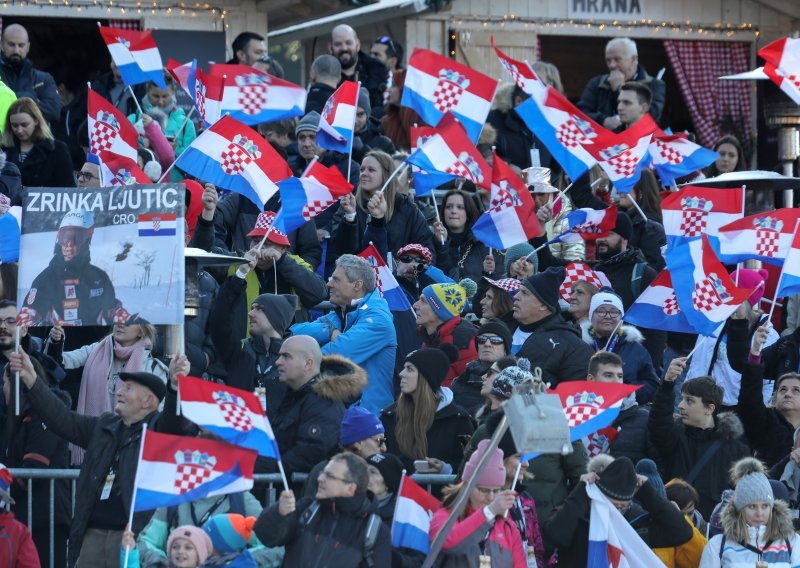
[122, 524, 212, 567]
[700, 458, 800, 566]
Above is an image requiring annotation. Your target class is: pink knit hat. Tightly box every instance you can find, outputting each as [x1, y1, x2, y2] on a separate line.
[729, 268, 768, 307]
[462, 439, 506, 488]
[167, 525, 213, 564]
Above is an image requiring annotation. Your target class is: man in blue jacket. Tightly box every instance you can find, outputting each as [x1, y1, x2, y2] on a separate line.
[292, 254, 397, 413]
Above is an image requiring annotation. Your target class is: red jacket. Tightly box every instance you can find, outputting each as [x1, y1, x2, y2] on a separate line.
[0, 512, 40, 567]
[420, 317, 477, 388]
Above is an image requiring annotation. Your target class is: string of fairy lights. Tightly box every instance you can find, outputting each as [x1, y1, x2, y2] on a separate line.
[0, 0, 226, 22]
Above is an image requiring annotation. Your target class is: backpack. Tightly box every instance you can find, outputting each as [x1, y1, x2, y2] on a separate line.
[299, 502, 382, 567]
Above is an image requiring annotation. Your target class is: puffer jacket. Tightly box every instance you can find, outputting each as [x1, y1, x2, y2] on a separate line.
[580, 322, 661, 404]
[524, 441, 588, 527]
[0, 55, 60, 121]
[700, 500, 800, 567]
[4, 138, 75, 188]
[546, 198, 585, 261]
[429, 505, 527, 568]
[258, 355, 367, 477]
[516, 312, 594, 387]
[0, 511, 40, 568]
[418, 317, 478, 388]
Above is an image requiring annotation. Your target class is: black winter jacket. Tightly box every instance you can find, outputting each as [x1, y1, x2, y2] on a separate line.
[305, 82, 336, 115]
[516, 312, 594, 387]
[762, 327, 800, 380]
[340, 51, 388, 117]
[256, 493, 391, 567]
[434, 230, 501, 284]
[0, 153, 22, 206]
[90, 72, 146, 116]
[649, 380, 750, 517]
[487, 107, 554, 171]
[625, 208, 667, 271]
[577, 63, 666, 124]
[608, 402, 653, 465]
[354, 117, 396, 161]
[0, 56, 61, 122]
[4, 139, 75, 189]
[451, 359, 492, 417]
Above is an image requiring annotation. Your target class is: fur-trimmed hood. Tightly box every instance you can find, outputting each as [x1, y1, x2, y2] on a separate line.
[492, 82, 516, 113]
[311, 354, 368, 402]
[720, 498, 796, 542]
[714, 411, 745, 440]
[580, 320, 644, 345]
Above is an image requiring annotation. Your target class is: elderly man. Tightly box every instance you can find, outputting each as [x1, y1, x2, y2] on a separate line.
[577, 37, 665, 130]
[329, 24, 387, 116]
[305, 55, 342, 115]
[0, 24, 60, 123]
[7, 348, 188, 567]
[291, 255, 396, 413]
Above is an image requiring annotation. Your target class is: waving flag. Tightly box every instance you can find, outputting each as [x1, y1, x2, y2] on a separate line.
[775, 221, 800, 298]
[175, 115, 292, 210]
[98, 25, 165, 88]
[132, 429, 257, 512]
[559, 262, 607, 303]
[407, 114, 491, 189]
[580, 115, 657, 194]
[666, 236, 757, 336]
[357, 244, 412, 311]
[96, 151, 151, 186]
[759, 37, 800, 105]
[178, 375, 281, 459]
[649, 133, 719, 187]
[472, 152, 542, 249]
[167, 59, 223, 126]
[392, 474, 441, 554]
[623, 270, 694, 333]
[491, 37, 541, 95]
[546, 207, 618, 245]
[409, 125, 456, 196]
[208, 64, 307, 126]
[275, 160, 353, 234]
[711, 208, 800, 266]
[587, 483, 663, 568]
[88, 88, 139, 161]
[0, 206, 21, 264]
[313, 80, 358, 154]
[515, 87, 603, 181]
[661, 185, 744, 243]
[402, 48, 498, 142]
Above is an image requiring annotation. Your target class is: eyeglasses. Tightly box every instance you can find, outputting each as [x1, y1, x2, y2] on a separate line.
[476, 335, 504, 346]
[77, 171, 98, 181]
[322, 470, 353, 484]
[595, 309, 621, 319]
[0, 318, 17, 328]
[475, 487, 502, 496]
[373, 436, 387, 446]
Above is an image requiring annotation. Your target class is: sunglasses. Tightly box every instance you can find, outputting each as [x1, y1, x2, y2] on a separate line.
[476, 335, 505, 346]
[398, 255, 426, 264]
[376, 35, 397, 55]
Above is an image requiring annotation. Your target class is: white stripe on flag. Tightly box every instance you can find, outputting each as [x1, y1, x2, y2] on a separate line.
[405, 67, 492, 121]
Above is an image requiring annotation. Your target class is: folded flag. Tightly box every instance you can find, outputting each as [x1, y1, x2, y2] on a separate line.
[587, 482, 663, 567]
[0, 206, 21, 264]
[357, 244, 412, 311]
[711, 208, 800, 267]
[580, 114, 657, 194]
[98, 25, 165, 88]
[402, 48, 498, 143]
[775, 221, 800, 299]
[666, 236, 757, 336]
[623, 269, 695, 334]
[759, 36, 800, 105]
[391, 474, 441, 554]
[132, 429, 257, 512]
[314, 80, 358, 154]
[275, 160, 353, 234]
[406, 113, 491, 189]
[208, 63, 307, 126]
[472, 152, 542, 249]
[661, 185, 744, 244]
[546, 207, 618, 245]
[178, 375, 281, 459]
[409, 125, 456, 197]
[491, 37, 541, 95]
[88, 87, 139, 162]
[96, 151, 151, 186]
[167, 59, 225, 126]
[175, 115, 293, 210]
[649, 133, 719, 187]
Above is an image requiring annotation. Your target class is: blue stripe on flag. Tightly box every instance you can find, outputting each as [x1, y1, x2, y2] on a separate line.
[134, 461, 246, 512]
[401, 88, 483, 143]
[198, 425, 280, 460]
[176, 147, 270, 209]
[138, 228, 176, 237]
[117, 62, 166, 89]
[391, 521, 431, 554]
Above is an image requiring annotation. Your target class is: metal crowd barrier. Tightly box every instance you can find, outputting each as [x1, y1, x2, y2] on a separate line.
[9, 468, 457, 568]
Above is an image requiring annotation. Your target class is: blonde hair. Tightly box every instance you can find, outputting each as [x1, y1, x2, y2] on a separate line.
[532, 61, 565, 94]
[394, 376, 439, 459]
[721, 499, 794, 544]
[2, 98, 53, 147]
[356, 150, 397, 221]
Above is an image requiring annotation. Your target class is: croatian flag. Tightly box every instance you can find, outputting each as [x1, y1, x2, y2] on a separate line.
[586, 483, 663, 568]
[776, 221, 800, 298]
[759, 37, 800, 105]
[167, 59, 223, 126]
[491, 37, 541, 95]
[132, 429, 257, 512]
[580, 115, 658, 194]
[409, 125, 456, 197]
[138, 214, 177, 237]
[314, 80, 359, 154]
[472, 152, 542, 249]
[96, 151, 151, 186]
[275, 160, 353, 234]
[661, 185, 744, 244]
[98, 25, 165, 89]
[402, 48, 498, 142]
[666, 236, 756, 336]
[711, 208, 800, 266]
[406, 113, 491, 189]
[178, 375, 281, 459]
[623, 270, 695, 333]
[391, 474, 441, 554]
[515, 86, 603, 181]
[649, 133, 719, 187]
[546, 207, 618, 245]
[357, 244, 412, 311]
[208, 64, 307, 126]
[0, 206, 21, 264]
[175, 115, 293, 210]
[88, 88, 139, 162]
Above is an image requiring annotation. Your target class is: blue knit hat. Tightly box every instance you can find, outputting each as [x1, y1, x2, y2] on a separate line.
[203, 514, 255, 553]
[421, 283, 466, 322]
[340, 406, 384, 446]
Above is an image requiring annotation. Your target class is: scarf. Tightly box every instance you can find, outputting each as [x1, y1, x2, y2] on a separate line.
[71, 334, 151, 465]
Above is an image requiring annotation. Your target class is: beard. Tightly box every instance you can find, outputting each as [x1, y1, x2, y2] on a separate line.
[337, 51, 356, 70]
[595, 241, 622, 260]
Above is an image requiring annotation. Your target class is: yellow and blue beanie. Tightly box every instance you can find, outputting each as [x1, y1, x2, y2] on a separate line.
[422, 283, 466, 322]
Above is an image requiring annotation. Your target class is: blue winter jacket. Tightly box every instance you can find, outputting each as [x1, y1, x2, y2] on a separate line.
[291, 289, 397, 414]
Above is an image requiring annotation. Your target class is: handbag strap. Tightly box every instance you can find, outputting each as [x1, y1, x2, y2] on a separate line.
[685, 439, 723, 484]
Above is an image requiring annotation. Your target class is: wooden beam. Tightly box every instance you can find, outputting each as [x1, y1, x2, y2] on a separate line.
[750, 0, 800, 20]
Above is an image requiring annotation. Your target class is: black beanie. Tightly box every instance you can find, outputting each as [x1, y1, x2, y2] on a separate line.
[596, 456, 637, 501]
[476, 320, 512, 353]
[253, 294, 297, 336]
[612, 209, 633, 241]
[366, 453, 404, 495]
[405, 344, 458, 392]
[522, 266, 565, 312]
